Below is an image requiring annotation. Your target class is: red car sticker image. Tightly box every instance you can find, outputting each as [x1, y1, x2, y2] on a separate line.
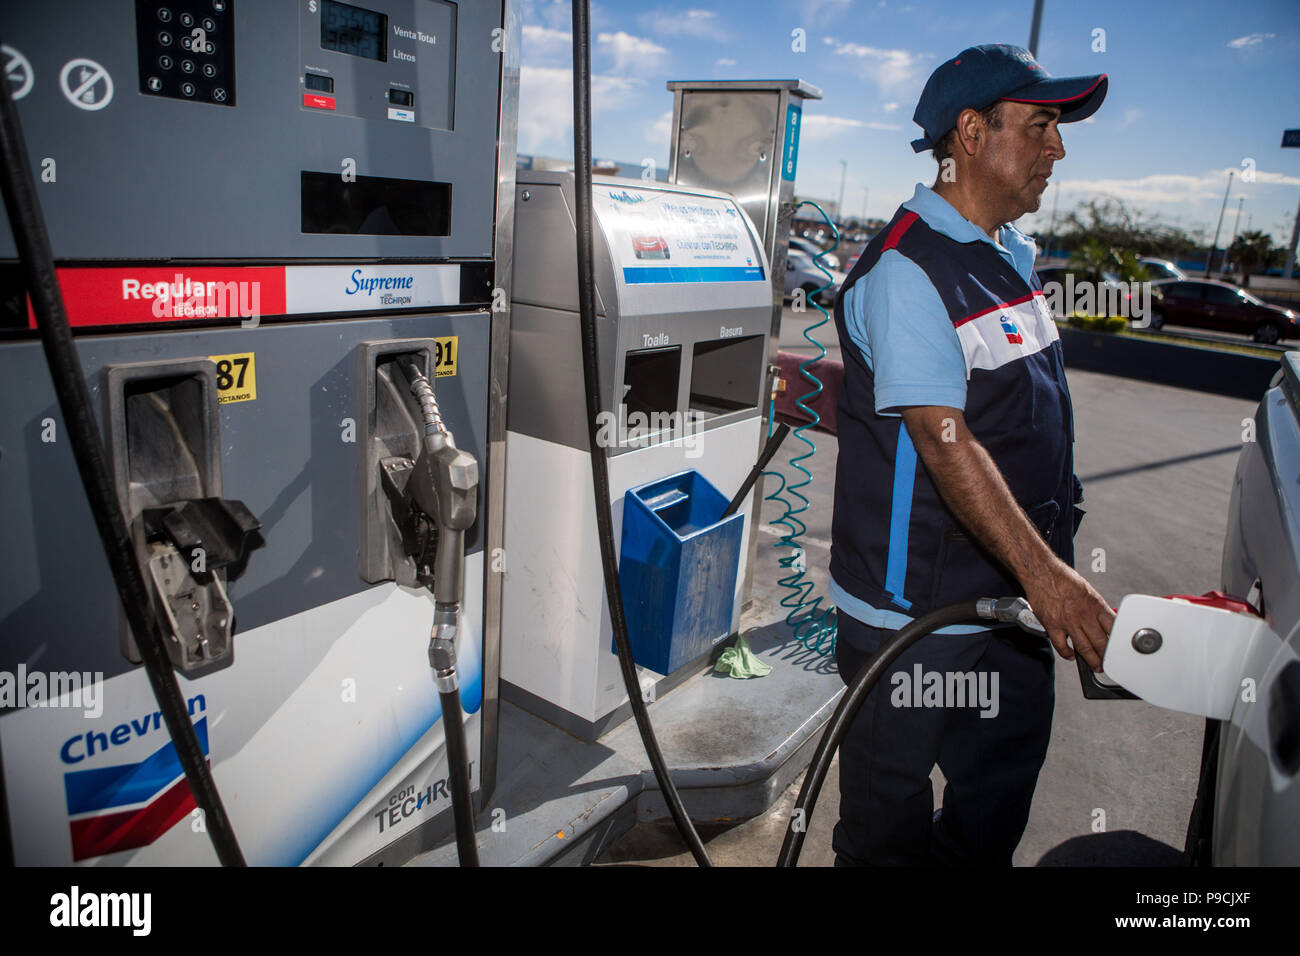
[632, 235, 670, 260]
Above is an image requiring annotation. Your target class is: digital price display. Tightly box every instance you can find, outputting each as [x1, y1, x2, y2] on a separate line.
[321, 0, 388, 62]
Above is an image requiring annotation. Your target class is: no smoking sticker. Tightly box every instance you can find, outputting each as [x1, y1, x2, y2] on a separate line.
[208, 352, 256, 404]
[59, 58, 113, 111]
[3, 46, 34, 101]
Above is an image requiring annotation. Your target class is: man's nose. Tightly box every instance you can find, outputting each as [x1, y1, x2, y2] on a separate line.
[1047, 126, 1066, 161]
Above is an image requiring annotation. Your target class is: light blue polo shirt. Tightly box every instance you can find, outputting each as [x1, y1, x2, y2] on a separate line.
[828, 182, 1040, 635]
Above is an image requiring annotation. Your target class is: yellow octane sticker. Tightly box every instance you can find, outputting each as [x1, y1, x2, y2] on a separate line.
[434, 336, 458, 378]
[208, 352, 257, 404]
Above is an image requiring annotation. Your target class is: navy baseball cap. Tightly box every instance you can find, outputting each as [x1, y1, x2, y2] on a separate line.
[911, 43, 1107, 152]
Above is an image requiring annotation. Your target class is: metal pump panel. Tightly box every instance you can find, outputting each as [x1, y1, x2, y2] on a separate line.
[0, 0, 519, 867]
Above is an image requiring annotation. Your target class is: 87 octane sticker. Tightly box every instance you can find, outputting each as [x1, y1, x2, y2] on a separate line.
[207, 340, 452, 407]
[209, 352, 256, 404]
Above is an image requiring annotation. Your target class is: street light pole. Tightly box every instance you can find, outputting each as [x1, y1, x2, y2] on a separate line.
[1204, 170, 1234, 278]
[837, 160, 847, 223]
[1045, 182, 1059, 259]
[1225, 196, 1245, 278]
[1285, 192, 1300, 279]
[1028, 0, 1044, 57]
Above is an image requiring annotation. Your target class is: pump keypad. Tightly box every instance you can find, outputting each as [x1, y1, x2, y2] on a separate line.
[135, 0, 236, 107]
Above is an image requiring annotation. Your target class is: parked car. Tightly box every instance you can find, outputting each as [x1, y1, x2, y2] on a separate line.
[789, 235, 840, 271]
[1150, 279, 1299, 343]
[1138, 257, 1187, 281]
[784, 248, 846, 306]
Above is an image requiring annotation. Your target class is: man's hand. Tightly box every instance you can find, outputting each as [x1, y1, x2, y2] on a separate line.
[900, 406, 1114, 670]
[1020, 556, 1114, 671]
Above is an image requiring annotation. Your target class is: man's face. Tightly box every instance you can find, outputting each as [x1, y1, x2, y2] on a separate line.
[976, 101, 1065, 219]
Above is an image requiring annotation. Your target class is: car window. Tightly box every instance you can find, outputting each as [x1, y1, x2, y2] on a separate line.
[1203, 285, 1242, 305]
[1161, 282, 1195, 298]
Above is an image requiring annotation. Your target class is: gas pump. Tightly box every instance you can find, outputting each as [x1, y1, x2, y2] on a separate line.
[0, 0, 519, 866]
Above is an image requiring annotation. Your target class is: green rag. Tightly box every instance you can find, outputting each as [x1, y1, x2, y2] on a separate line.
[714, 634, 773, 679]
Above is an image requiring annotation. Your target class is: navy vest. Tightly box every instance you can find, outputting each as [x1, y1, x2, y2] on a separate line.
[830, 206, 1077, 617]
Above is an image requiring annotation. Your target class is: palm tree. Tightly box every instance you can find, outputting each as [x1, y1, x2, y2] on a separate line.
[1228, 231, 1277, 288]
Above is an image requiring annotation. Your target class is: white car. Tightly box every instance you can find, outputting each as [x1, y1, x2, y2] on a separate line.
[1107, 353, 1300, 864]
[785, 247, 846, 307]
[1139, 257, 1188, 281]
[789, 236, 841, 271]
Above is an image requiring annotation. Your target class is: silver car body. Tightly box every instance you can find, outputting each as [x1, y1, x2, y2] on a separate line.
[784, 247, 846, 302]
[1217, 355, 1300, 863]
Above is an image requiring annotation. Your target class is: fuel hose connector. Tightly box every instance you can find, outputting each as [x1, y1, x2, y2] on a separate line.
[428, 603, 460, 693]
[977, 596, 1046, 635]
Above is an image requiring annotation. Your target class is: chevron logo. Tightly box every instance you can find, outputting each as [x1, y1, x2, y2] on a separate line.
[63, 718, 209, 862]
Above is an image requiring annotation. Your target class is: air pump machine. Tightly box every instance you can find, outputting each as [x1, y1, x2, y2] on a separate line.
[0, 0, 519, 866]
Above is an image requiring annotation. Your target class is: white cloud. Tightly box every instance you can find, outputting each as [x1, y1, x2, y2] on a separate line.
[522, 24, 572, 61]
[518, 65, 640, 154]
[1117, 108, 1142, 130]
[823, 41, 929, 90]
[648, 110, 674, 146]
[523, 0, 573, 33]
[882, 102, 900, 112]
[1246, 169, 1300, 187]
[1227, 32, 1275, 49]
[639, 9, 726, 40]
[597, 31, 669, 73]
[716, 58, 738, 67]
[1046, 168, 1300, 207]
[800, 114, 903, 141]
[800, 0, 854, 23]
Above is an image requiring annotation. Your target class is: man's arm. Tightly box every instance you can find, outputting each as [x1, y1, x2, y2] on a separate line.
[900, 405, 1114, 670]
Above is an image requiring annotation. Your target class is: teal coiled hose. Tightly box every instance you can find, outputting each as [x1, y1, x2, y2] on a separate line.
[762, 200, 843, 656]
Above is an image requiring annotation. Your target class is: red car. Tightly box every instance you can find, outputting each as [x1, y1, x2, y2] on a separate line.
[632, 235, 670, 260]
[1150, 279, 1298, 344]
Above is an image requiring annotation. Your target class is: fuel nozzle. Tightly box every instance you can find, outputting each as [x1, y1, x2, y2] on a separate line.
[977, 596, 1046, 635]
[392, 358, 479, 688]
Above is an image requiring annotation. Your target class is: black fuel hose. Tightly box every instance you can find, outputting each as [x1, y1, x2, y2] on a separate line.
[0, 53, 246, 866]
[723, 423, 790, 519]
[777, 600, 983, 867]
[439, 686, 480, 866]
[570, 0, 713, 867]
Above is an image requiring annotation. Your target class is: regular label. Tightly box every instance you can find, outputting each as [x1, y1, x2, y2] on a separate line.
[208, 352, 256, 404]
[434, 336, 457, 378]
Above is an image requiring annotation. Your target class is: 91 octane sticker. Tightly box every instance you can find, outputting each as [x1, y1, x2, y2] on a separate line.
[208, 352, 256, 404]
[434, 336, 457, 378]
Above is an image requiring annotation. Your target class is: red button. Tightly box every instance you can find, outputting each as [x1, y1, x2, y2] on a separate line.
[303, 93, 335, 110]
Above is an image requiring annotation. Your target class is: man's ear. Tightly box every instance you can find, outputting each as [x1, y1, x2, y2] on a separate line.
[953, 107, 983, 156]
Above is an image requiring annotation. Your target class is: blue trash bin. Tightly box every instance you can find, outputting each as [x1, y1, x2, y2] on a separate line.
[617, 470, 744, 675]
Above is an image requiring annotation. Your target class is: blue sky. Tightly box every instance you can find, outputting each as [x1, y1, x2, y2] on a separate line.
[517, 0, 1300, 247]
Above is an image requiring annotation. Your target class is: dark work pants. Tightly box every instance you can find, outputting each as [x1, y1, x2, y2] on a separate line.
[832, 612, 1055, 866]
